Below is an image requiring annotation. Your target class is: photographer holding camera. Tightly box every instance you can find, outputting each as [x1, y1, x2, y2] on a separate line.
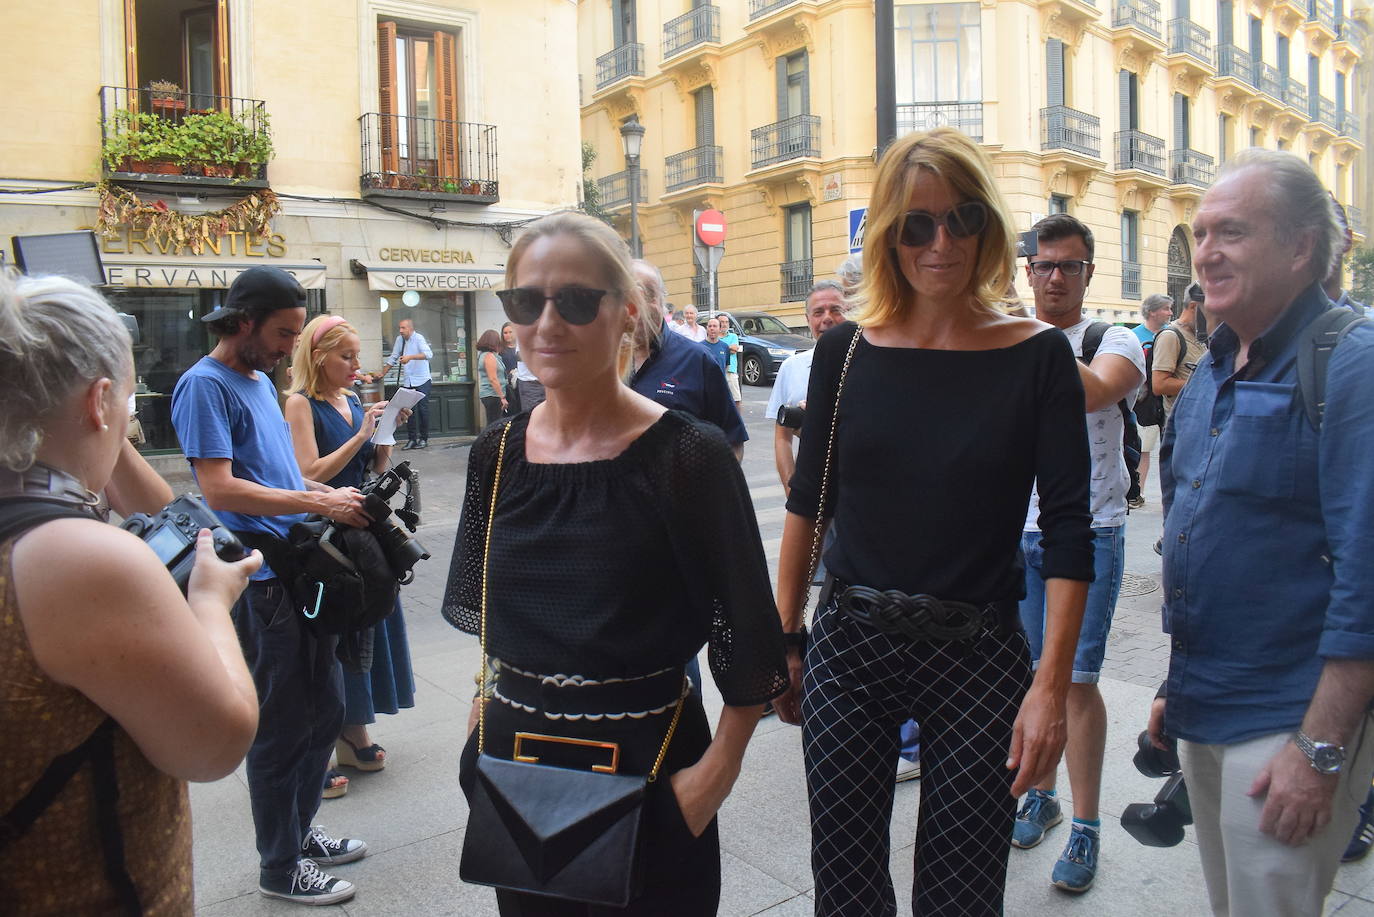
[0, 272, 260, 913]
[172, 267, 372, 906]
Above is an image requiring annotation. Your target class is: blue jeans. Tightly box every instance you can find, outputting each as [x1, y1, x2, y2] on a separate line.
[1019, 525, 1124, 683]
[234, 580, 345, 878]
[404, 379, 432, 444]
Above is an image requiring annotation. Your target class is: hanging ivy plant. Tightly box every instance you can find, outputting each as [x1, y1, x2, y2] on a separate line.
[95, 182, 280, 255]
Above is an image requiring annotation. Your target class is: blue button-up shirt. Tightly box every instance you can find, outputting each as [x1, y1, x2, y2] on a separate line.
[386, 331, 432, 386]
[1159, 283, 1374, 745]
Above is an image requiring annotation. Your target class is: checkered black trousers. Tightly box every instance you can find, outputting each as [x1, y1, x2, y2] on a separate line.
[801, 600, 1033, 916]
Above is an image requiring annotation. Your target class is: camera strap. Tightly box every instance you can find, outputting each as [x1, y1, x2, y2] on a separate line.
[0, 498, 96, 544]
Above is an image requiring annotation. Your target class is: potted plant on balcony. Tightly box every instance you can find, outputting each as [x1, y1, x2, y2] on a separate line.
[102, 111, 181, 174]
[232, 109, 274, 179]
[176, 110, 245, 177]
[148, 80, 186, 113]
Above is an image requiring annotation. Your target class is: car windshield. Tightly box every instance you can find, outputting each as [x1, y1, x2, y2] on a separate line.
[744, 315, 792, 335]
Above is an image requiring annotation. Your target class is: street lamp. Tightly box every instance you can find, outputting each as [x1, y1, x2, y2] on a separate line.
[620, 115, 646, 258]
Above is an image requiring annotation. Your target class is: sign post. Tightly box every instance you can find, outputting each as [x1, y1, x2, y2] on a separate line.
[693, 209, 727, 314]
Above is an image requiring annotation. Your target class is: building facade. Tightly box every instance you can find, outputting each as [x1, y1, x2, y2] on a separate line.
[1, 0, 581, 451]
[579, 0, 1365, 327]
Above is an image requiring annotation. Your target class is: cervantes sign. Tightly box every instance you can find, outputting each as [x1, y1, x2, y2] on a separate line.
[103, 262, 326, 289]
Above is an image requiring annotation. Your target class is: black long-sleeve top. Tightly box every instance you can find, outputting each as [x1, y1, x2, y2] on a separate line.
[443, 410, 788, 706]
[786, 322, 1095, 603]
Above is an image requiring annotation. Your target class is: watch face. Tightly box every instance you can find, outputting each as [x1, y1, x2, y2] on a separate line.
[1314, 745, 1344, 773]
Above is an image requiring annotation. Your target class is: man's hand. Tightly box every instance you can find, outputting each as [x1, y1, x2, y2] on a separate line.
[1249, 741, 1339, 846]
[1147, 696, 1168, 749]
[774, 646, 805, 725]
[317, 486, 371, 527]
[1007, 684, 1068, 796]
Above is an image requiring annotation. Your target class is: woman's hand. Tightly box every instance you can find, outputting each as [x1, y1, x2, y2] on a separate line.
[1006, 683, 1068, 797]
[668, 759, 734, 837]
[774, 647, 805, 725]
[187, 529, 262, 611]
[359, 400, 388, 439]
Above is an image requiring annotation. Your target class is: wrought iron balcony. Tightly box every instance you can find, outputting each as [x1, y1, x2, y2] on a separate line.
[1284, 78, 1308, 112]
[1114, 0, 1162, 37]
[897, 102, 985, 142]
[359, 113, 498, 202]
[1116, 130, 1166, 175]
[1314, 95, 1338, 127]
[1170, 149, 1215, 187]
[1349, 205, 1366, 236]
[1216, 44, 1255, 84]
[597, 169, 648, 210]
[99, 85, 270, 187]
[1122, 261, 1142, 300]
[780, 259, 813, 303]
[751, 115, 821, 169]
[663, 4, 720, 58]
[1168, 19, 1212, 64]
[1308, 0, 1336, 33]
[1335, 21, 1364, 54]
[596, 43, 644, 90]
[1258, 62, 1284, 100]
[1339, 110, 1361, 136]
[665, 145, 723, 191]
[1041, 106, 1102, 158]
[750, 0, 800, 18]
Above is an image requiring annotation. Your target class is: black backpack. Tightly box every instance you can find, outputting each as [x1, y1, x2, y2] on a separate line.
[0, 499, 144, 916]
[1297, 307, 1368, 431]
[1081, 322, 1143, 506]
[1134, 325, 1184, 428]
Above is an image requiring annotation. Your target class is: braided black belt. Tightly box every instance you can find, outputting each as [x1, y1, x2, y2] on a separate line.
[835, 584, 1019, 642]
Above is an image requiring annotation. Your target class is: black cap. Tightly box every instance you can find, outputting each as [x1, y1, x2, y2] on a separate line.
[201, 266, 306, 323]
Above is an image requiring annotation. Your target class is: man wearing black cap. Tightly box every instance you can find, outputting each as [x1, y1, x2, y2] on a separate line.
[171, 266, 371, 906]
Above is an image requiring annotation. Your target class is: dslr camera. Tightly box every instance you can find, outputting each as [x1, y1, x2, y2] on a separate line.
[1121, 730, 1193, 847]
[333, 460, 429, 582]
[121, 493, 247, 593]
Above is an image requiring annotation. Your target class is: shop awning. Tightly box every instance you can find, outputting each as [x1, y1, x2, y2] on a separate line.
[360, 263, 504, 292]
[103, 260, 328, 289]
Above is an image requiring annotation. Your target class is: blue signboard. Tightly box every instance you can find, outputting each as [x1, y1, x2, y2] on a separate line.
[848, 207, 866, 254]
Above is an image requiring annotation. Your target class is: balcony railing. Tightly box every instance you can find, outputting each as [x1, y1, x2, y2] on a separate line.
[597, 169, 648, 209]
[1216, 44, 1255, 83]
[1168, 19, 1212, 64]
[99, 85, 270, 186]
[751, 114, 821, 168]
[1258, 62, 1284, 99]
[1170, 148, 1215, 187]
[596, 43, 644, 90]
[1116, 130, 1166, 175]
[1041, 105, 1102, 158]
[665, 145, 723, 191]
[1336, 21, 1364, 54]
[750, 0, 799, 18]
[1122, 261, 1142, 300]
[896, 102, 985, 142]
[663, 4, 720, 58]
[359, 113, 498, 201]
[1349, 205, 1366, 236]
[1314, 95, 1338, 127]
[1114, 0, 1162, 37]
[780, 259, 813, 303]
[1340, 110, 1361, 136]
[1284, 78, 1308, 112]
[1308, 0, 1337, 32]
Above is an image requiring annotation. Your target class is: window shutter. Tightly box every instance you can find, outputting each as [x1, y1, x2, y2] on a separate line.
[1176, 0, 1190, 20]
[776, 55, 788, 118]
[378, 21, 399, 175]
[124, 0, 139, 108]
[1250, 16, 1262, 61]
[435, 30, 462, 180]
[799, 50, 811, 116]
[1174, 93, 1189, 149]
[1218, 113, 1229, 161]
[612, 0, 624, 45]
[215, 0, 230, 99]
[1309, 54, 1320, 97]
[1337, 72, 1346, 115]
[695, 86, 715, 147]
[1119, 70, 1133, 131]
[1217, 0, 1233, 44]
[1277, 35, 1289, 77]
[1046, 39, 1065, 107]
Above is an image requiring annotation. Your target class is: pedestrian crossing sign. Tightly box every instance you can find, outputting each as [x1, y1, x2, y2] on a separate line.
[848, 207, 866, 254]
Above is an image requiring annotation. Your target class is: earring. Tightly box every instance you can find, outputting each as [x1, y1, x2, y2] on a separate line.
[101, 424, 109, 432]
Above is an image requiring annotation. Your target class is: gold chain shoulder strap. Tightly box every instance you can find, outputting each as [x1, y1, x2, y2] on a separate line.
[799, 324, 864, 623]
[476, 419, 686, 780]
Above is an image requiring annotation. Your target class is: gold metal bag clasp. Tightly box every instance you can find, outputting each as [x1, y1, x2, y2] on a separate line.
[513, 732, 622, 774]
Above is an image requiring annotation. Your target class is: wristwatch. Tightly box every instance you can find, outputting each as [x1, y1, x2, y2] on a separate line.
[782, 626, 809, 654]
[1294, 731, 1346, 775]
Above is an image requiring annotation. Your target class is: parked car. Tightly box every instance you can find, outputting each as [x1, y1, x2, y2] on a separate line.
[701, 310, 815, 385]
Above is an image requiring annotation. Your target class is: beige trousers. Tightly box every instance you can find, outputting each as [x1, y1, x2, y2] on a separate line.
[1180, 727, 1374, 917]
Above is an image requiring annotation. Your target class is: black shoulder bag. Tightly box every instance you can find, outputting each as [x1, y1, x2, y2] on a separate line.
[458, 422, 688, 908]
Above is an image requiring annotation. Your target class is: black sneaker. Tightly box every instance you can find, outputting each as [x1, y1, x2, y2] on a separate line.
[259, 859, 355, 905]
[301, 825, 368, 866]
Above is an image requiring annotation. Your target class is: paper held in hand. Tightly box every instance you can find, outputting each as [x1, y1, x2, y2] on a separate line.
[370, 387, 426, 446]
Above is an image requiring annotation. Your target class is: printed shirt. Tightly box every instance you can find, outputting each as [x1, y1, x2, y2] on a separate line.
[630, 321, 747, 445]
[386, 332, 433, 386]
[1159, 283, 1374, 745]
[1026, 319, 1144, 530]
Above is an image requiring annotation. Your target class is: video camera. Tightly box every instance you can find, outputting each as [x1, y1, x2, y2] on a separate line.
[1121, 730, 1193, 847]
[323, 460, 429, 583]
[121, 494, 248, 593]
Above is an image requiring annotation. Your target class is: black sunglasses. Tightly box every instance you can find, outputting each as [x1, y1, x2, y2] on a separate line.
[496, 287, 608, 326]
[895, 201, 988, 247]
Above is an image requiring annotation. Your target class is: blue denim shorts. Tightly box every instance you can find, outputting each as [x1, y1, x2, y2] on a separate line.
[1018, 525, 1125, 683]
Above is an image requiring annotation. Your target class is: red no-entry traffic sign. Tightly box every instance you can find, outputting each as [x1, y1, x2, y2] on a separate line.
[695, 209, 727, 247]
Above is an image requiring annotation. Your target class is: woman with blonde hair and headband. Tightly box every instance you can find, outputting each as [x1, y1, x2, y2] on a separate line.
[284, 315, 416, 786]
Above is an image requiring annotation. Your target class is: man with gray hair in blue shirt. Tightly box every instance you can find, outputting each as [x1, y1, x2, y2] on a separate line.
[1151, 149, 1374, 916]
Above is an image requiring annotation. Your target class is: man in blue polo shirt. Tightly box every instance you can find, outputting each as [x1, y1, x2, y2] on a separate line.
[1151, 150, 1374, 916]
[172, 267, 372, 906]
[629, 259, 747, 459]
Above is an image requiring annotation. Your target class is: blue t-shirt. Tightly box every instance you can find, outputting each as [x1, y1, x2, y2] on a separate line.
[721, 331, 740, 373]
[171, 356, 306, 580]
[1132, 323, 1156, 350]
[702, 338, 730, 374]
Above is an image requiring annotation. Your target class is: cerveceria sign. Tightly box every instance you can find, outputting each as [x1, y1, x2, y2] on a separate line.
[377, 248, 476, 263]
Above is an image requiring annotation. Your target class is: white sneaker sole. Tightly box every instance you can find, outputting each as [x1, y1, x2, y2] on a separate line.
[1011, 810, 1063, 849]
[306, 841, 369, 866]
[259, 880, 356, 906]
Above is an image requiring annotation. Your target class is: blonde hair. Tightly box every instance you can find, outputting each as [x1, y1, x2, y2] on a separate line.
[851, 128, 1016, 327]
[0, 270, 133, 471]
[286, 315, 359, 401]
[506, 210, 644, 379]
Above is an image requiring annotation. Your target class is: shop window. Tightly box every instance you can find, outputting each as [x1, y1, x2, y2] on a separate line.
[377, 292, 474, 383]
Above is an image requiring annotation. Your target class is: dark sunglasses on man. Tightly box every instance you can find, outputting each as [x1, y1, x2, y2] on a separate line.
[497, 287, 608, 325]
[894, 200, 988, 248]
